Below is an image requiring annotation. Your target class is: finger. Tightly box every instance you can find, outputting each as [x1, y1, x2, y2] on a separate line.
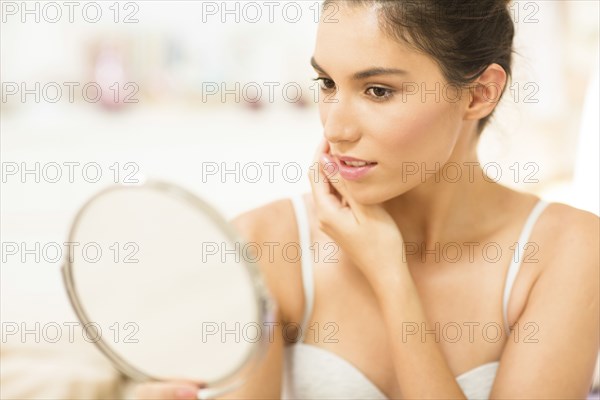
[310, 137, 329, 170]
[133, 382, 202, 400]
[321, 153, 349, 203]
[310, 150, 344, 215]
[309, 139, 336, 201]
[309, 139, 350, 226]
[321, 153, 367, 221]
[316, 140, 340, 186]
[314, 138, 346, 203]
[309, 138, 364, 226]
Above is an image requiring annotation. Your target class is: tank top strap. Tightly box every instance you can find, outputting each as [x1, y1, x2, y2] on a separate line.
[290, 194, 314, 343]
[502, 198, 550, 334]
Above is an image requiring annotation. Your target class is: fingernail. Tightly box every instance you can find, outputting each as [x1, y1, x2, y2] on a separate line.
[175, 387, 197, 399]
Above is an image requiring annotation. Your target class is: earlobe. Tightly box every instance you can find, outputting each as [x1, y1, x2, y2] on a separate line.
[464, 63, 508, 121]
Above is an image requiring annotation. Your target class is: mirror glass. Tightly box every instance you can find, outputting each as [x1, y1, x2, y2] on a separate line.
[62, 182, 275, 391]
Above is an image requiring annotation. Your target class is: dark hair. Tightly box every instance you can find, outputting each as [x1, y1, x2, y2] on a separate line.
[322, 0, 516, 135]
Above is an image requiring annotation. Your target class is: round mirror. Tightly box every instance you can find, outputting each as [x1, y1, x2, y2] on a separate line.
[61, 180, 277, 399]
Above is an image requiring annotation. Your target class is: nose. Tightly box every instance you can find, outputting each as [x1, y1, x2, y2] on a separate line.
[322, 96, 361, 144]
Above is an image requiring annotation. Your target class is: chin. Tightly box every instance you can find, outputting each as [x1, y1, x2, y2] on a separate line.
[347, 184, 409, 206]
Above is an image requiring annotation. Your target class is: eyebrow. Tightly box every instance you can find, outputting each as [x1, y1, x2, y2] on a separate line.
[310, 56, 408, 80]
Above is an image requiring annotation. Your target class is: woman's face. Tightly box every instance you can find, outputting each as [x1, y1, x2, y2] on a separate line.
[312, 4, 472, 205]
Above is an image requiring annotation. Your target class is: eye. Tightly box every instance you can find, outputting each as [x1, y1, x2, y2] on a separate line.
[366, 86, 394, 101]
[312, 77, 336, 91]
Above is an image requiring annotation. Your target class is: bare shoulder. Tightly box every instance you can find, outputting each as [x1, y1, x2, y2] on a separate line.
[228, 196, 306, 331]
[540, 200, 598, 229]
[490, 200, 599, 397]
[539, 202, 599, 266]
[532, 201, 599, 291]
[542, 202, 599, 306]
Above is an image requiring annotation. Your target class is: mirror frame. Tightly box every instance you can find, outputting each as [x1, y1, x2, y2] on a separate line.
[61, 180, 277, 396]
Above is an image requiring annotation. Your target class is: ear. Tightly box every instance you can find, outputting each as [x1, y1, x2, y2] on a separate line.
[463, 63, 508, 122]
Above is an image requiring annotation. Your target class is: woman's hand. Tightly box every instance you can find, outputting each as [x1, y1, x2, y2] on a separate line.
[308, 138, 407, 286]
[133, 381, 203, 400]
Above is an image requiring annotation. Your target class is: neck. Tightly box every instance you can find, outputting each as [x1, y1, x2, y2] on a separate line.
[383, 131, 505, 250]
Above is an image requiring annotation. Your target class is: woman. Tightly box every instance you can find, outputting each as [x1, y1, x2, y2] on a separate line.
[135, 0, 599, 398]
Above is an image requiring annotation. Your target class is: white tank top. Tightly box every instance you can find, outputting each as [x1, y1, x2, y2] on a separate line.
[282, 194, 550, 400]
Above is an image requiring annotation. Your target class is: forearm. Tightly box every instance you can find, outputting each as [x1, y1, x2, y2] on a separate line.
[371, 267, 467, 399]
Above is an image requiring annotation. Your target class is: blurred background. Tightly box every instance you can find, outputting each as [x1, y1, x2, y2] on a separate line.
[1, 0, 598, 398]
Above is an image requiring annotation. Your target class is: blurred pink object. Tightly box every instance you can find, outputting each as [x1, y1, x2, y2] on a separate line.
[93, 45, 127, 110]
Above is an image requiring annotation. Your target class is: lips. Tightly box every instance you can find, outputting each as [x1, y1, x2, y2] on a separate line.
[334, 155, 378, 167]
[329, 154, 377, 181]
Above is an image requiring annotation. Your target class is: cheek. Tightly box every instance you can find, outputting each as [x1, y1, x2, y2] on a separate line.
[374, 101, 461, 173]
[382, 103, 457, 154]
[318, 102, 329, 127]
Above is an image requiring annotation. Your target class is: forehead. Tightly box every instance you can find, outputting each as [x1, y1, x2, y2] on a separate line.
[313, 4, 433, 76]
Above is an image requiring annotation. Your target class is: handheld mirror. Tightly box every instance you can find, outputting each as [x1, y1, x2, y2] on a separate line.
[61, 180, 277, 399]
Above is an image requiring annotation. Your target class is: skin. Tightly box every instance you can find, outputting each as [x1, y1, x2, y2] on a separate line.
[135, 3, 599, 399]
